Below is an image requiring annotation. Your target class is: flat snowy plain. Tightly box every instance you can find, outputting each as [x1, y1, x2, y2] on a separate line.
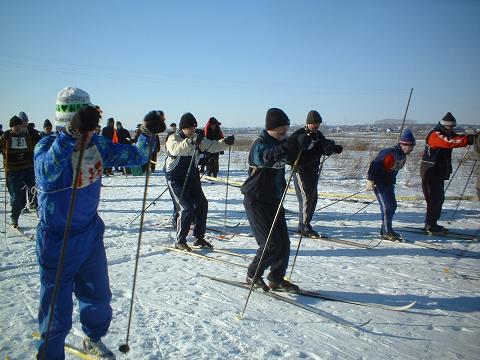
[1, 148, 479, 360]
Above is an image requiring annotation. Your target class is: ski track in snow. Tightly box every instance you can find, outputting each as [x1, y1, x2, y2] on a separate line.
[1, 154, 479, 360]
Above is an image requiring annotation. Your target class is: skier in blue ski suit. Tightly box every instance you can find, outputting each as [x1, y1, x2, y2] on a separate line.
[366, 129, 416, 241]
[35, 87, 165, 359]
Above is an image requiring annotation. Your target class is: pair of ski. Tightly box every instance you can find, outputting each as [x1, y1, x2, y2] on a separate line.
[32, 332, 95, 360]
[158, 244, 250, 268]
[204, 275, 415, 329]
[163, 243, 418, 310]
[288, 229, 380, 249]
[400, 226, 478, 241]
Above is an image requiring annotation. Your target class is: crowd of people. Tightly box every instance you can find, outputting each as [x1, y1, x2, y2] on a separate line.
[1, 87, 479, 359]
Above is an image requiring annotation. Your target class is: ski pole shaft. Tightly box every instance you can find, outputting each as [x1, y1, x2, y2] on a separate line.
[40, 134, 88, 360]
[4, 170, 7, 235]
[167, 147, 198, 230]
[445, 146, 471, 194]
[397, 88, 414, 142]
[288, 155, 329, 281]
[342, 199, 376, 224]
[448, 160, 477, 223]
[239, 149, 303, 319]
[119, 139, 154, 354]
[224, 147, 231, 232]
[315, 189, 366, 212]
[129, 186, 169, 224]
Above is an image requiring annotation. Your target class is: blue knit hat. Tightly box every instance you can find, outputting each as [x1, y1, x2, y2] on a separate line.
[399, 128, 416, 146]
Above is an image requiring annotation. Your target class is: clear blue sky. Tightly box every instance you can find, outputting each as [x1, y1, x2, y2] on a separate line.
[1, 0, 479, 129]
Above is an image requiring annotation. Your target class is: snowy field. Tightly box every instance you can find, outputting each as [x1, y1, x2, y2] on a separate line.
[1, 150, 479, 360]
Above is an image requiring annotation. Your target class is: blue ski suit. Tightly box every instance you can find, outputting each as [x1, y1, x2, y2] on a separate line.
[367, 145, 406, 234]
[34, 131, 151, 359]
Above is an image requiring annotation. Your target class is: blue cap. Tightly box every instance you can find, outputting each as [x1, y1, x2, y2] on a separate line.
[399, 128, 416, 146]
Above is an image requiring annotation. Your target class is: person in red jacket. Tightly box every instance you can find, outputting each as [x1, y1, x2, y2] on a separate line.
[419, 112, 477, 234]
[203, 117, 224, 177]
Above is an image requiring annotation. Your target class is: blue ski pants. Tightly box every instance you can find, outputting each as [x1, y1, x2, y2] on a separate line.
[36, 216, 112, 360]
[374, 183, 397, 233]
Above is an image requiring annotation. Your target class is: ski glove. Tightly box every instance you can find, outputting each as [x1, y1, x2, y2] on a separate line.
[297, 133, 312, 150]
[143, 110, 166, 134]
[365, 180, 375, 191]
[70, 105, 100, 134]
[467, 133, 478, 146]
[333, 144, 343, 154]
[224, 135, 235, 145]
[194, 129, 205, 146]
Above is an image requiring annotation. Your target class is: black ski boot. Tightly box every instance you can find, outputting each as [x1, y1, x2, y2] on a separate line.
[246, 275, 270, 292]
[299, 225, 320, 238]
[424, 224, 448, 234]
[268, 277, 300, 293]
[382, 231, 403, 242]
[175, 242, 192, 252]
[193, 238, 213, 249]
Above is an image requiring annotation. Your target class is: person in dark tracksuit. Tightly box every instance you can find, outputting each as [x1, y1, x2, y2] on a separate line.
[35, 87, 165, 359]
[165, 113, 235, 252]
[241, 108, 311, 292]
[287, 110, 343, 238]
[203, 117, 224, 177]
[419, 112, 476, 233]
[366, 129, 416, 241]
[0, 115, 37, 228]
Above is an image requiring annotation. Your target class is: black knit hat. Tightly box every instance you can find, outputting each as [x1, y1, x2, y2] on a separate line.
[179, 113, 198, 129]
[9, 115, 23, 127]
[306, 110, 322, 124]
[43, 119, 52, 129]
[209, 117, 221, 125]
[265, 108, 290, 130]
[440, 112, 456, 127]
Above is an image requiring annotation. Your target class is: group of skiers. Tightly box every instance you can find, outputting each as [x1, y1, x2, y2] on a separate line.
[1, 87, 479, 359]
[366, 112, 479, 242]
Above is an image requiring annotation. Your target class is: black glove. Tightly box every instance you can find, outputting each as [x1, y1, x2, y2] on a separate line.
[70, 106, 100, 134]
[297, 133, 312, 150]
[143, 110, 166, 134]
[467, 134, 475, 145]
[333, 144, 343, 154]
[194, 129, 204, 146]
[224, 135, 235, 145]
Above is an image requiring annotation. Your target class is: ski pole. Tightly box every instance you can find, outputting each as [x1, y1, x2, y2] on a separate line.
[128, 185, 170, 224]
[40, 133, 88, 360]
[397, 88, 414, 142]
[448, 160, 477, 224]
[314, 189, 366, 212]
[287, 155, 328, 281]
[119, 138, 154, 354]
[224, 146, 231, 233]
[237, 149, 303, 320]
[341, 199, 376, 224]
[445, 146, 471, 194]
[165, 145, 199, 234]
[3, 170, 7, 235]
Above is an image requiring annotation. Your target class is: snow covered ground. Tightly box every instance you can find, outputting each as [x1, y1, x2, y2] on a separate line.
[1, 151, 479, 360]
